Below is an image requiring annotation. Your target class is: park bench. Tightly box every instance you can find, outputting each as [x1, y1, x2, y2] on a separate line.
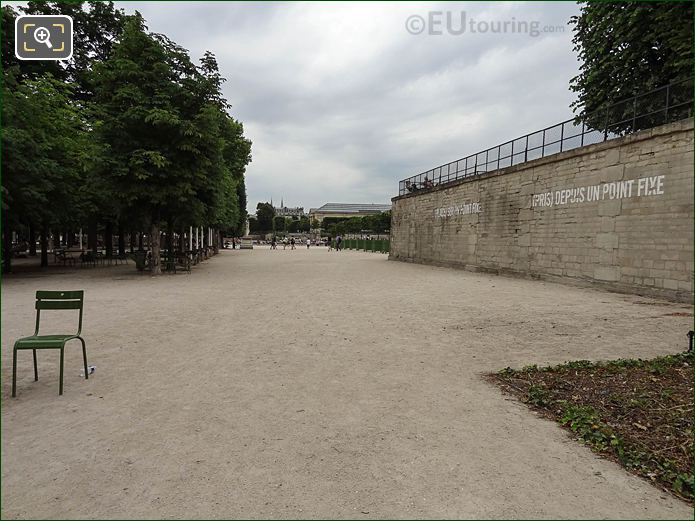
[176, 253, 191, 273]
[161, 251, 177, 273]
[55, 249, 77, 266]
[12, 290, 89, 397]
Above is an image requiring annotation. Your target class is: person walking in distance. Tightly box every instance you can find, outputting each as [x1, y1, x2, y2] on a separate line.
[336, 235, 342, 251]
[290, 237, 296, 250]
[306, 238, 311, 249]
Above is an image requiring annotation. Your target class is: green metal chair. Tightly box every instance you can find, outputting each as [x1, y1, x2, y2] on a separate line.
[12, 290, 88, 397]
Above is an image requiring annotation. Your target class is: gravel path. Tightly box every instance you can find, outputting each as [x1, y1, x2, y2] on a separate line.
[2, 247, 693, 519]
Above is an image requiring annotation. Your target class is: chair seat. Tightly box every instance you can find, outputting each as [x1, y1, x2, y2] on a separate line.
[15, 334, 80, 349]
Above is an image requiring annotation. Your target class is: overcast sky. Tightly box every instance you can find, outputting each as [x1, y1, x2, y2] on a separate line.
[18, 1, 583, 212]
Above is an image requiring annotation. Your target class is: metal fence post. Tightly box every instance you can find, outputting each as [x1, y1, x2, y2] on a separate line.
[541, 129, 546, 157]
[525, 135, 529, 162]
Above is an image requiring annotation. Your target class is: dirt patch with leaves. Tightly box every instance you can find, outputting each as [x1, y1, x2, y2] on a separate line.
[488, 352, 694, 502]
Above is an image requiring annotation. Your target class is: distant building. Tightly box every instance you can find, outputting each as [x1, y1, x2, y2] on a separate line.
[309, 203, 391, 223]
[275, 206, 305, 217]
[273, 198, 305, 217]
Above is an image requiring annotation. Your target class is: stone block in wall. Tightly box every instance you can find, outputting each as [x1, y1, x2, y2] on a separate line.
[600, 164, 625, 182]
[663, 279, 680, 291]
[595, 266, 620, 281]
[604, 147, 621, 165]
[595, 233, 619, 250]
[678, 281, 693, 292]
[600, 217, 616, 232]
[598, 249, 616, 265]
[598, 200, 622, 217]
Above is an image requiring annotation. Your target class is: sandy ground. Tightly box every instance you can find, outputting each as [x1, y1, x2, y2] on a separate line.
[1, 246, 693, 520]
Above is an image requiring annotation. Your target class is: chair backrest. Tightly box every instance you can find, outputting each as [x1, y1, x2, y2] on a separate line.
[34, 290, 84, 335]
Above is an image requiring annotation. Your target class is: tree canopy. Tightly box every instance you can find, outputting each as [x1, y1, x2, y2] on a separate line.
[254, 203, 275, 233]
[321, 212, 390, 237]
[569, 2, 693, 118]
[1, 3, 251, 273]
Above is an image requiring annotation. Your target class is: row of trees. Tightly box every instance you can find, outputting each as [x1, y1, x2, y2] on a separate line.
[2, 2, 251, 274]
[248, 202, 390, 237]
[320, 212, 390, 238]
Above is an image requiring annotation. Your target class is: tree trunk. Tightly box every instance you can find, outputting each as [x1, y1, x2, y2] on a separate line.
[118, 222, 126, 256]
[67, 231, 76, 248]
[129, 230, 135, 253]
[29, 223, 37, 256]
[167, 223, 174, 253]
[151, 221, 161, 275]
[88, 217, 98, 254]
[138, 232, 143, 251]
[40, 224, 48, 268]
[2, 214, 11, 273]
[179, 227, 185, 252]
[105, 221, 113, 259]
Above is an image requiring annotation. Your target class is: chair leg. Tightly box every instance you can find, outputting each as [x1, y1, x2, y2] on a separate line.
[80, 338, 88, 380]
[59, 348, 64, 395]
[33, 349, 38, 381]
[12, 347, 18, 397]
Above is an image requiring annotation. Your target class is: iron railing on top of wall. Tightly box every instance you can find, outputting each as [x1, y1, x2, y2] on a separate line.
[398, 78, 693, 196]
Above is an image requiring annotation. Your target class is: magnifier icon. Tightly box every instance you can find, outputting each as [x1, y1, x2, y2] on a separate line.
[33, 26, 52, 49]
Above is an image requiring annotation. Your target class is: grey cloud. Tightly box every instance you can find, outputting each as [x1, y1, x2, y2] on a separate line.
[118, 2, 581, 211]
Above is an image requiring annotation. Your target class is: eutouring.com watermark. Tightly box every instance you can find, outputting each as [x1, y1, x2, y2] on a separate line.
[405, 11, 565, 37]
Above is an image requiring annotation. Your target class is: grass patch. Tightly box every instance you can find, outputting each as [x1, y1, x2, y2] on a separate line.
[490, 352, 694, 502]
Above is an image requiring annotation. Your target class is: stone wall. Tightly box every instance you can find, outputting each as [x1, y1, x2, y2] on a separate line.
[390, 119, 694, 302]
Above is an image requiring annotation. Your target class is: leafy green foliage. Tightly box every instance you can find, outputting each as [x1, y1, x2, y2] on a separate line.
[569, 1, 693, 130]
[321, 211, 391, 237]
[248, 216, 260, 234]
[525, 385, 551, 407]
[1, 4, 251, 273]
[255, 203, 275, 233]
[496, 352, 694, 500]
[273, 216, 286, 233]
[2, 70, 89, 228]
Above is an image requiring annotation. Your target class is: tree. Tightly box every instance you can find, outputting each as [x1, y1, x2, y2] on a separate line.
[569, 2, 693, 130]
[255, 202, 275, 232]
[2, 4, 251, 273]
[273, 216, 287, 233]
[2, 70, 89, 269]
[220, 116, 251, 236]
[93, 15, 210, 274]
[21, 1, 126, 96]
